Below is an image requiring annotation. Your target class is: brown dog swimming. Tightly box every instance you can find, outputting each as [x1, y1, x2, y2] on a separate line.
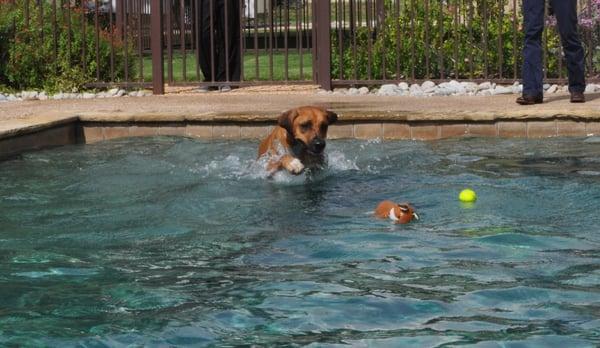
[375, 200, 419, 224]
[258, 106, 338, 175]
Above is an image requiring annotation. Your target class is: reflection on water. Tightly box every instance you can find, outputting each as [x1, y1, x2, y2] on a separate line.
[0, 137, 599, 347]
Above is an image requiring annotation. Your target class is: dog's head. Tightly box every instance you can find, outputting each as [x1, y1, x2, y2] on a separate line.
[390, 203, 419, 224]
[278, 106, 338, 155]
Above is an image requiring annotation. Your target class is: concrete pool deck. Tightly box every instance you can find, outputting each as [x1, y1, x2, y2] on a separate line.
[2, 85, 600, 158]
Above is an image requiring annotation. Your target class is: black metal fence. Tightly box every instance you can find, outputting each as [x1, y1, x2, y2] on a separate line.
[158, 0, 316, 86]
[328, 0, 598, 87]
[3, 0, 600, 93]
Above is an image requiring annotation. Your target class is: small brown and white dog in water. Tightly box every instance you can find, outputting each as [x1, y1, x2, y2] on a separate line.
[258, 106, 338, 175]
[374, 200, 419, 224]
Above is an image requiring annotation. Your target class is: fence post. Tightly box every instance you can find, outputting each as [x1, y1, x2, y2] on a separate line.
[116, 0, 124, 38]
[376, 0, 384, 28]
[315, 0, 332, 90]
[151, 0, 164, 94]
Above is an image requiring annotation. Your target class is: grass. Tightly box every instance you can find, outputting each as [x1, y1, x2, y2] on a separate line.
[142, 51, 313, 83]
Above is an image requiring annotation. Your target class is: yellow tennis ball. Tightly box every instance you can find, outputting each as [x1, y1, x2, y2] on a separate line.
[459, 189, 477, 203]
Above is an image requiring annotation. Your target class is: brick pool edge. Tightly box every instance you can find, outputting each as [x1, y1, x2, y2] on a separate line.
[2, 116, 600, 160]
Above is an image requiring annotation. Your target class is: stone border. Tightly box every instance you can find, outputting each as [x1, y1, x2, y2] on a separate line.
[4, 81, 598, 102]
[1, 118, 600, 160]
[0, 89, 150, 102]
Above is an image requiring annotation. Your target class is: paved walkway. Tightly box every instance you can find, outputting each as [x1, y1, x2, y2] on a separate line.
[2, 86, 600, 138]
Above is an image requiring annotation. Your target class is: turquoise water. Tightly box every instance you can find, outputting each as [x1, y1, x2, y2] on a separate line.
[1, 136, 599, 347]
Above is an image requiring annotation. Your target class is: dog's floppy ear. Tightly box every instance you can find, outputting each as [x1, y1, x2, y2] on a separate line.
[326, 110, 338, 125]
[278, 108, 299, 134]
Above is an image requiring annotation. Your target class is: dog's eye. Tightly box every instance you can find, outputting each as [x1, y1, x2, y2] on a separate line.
[300, 122, 312, 131]
[320, 123, 328, 132]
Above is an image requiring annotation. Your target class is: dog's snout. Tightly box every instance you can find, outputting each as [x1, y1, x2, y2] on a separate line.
[311, 138, 326, 153]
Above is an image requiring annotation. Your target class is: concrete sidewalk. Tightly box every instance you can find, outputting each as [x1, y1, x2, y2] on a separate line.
[2, 86, 600, 139]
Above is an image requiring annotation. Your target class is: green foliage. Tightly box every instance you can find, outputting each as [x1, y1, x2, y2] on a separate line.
[331, 1, 565, 81]
[0, 0, 134, 92]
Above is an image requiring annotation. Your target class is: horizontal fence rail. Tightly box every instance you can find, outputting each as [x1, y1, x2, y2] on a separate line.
[3, 0, 600, 92]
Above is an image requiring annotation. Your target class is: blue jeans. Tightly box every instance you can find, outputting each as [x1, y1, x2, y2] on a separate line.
[522, 0, 586, 95]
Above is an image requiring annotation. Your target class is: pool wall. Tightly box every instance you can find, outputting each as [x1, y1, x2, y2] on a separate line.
[1, 118, 600, 159]
[0, 118, 81, 159]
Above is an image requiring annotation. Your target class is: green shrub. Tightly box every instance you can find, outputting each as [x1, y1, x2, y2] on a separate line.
[0, 0, 134, 92]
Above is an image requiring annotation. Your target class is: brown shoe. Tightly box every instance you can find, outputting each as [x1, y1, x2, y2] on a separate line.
[570, 92, 585, 103]
[516, 94, 543, 105]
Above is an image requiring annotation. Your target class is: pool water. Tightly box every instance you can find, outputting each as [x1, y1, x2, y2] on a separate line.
[1, 137, 599, 347]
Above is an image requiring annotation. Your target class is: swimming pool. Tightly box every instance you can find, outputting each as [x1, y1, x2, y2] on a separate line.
[1, 137, 599, 347]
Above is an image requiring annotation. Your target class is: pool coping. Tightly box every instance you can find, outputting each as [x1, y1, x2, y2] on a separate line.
[4, 91, 600, 159]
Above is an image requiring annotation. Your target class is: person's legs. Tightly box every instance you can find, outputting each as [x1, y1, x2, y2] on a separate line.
[213, 0, 226, 82]
[213, 0, 241, 84]
[551, 0, 586, 94]
[226, 0, 241, 82]
[197, 0, 216, 83]
[521, 0, 545, 98]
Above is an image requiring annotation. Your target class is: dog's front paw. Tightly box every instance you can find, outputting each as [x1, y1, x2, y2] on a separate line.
[288, 158, 305, 175]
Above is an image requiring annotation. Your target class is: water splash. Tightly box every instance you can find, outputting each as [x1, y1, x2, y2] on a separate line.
[327, 151, 360, 172]
[189, 150, 360, 182]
